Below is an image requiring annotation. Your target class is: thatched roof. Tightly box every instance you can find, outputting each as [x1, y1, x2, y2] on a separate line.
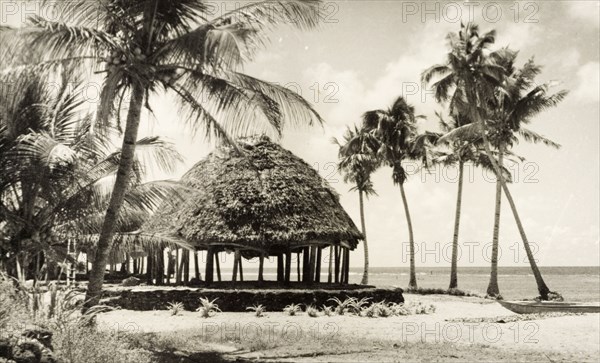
[148, 135, 362, 252]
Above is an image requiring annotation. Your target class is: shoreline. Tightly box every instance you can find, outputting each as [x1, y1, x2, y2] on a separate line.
[97, 293, 600, 362]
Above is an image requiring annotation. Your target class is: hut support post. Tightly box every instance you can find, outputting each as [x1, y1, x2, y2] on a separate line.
[194, 251, 200, 281]
[238, 254, 244, 281]
[258, 254, 264, 282]
[328, 246, 333, 283]
[343, 248, 350, 284]
[302, 247, 310, 282]
[215, 252, 222, 282]
[232, 249, 240, 282]
[277, 254, 284, 282]
[315, 247, 322, 283]
[296, 252, 301, 282]
[156, 249, 165, 285]
[308, 246, 317, 284]
[284, 250, 292, 284]
[339, 247, 346, 284]
[183, 250, 190, 283]
[334, 246, 340, 284]
[175, 249, 182, 285]
[205, 248, 214, 285]
[145, 253, 153, 285]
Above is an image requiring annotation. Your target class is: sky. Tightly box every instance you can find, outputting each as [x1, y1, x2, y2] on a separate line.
[1, 0, 599, 267]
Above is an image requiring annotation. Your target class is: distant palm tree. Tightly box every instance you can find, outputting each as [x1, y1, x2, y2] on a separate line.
[416, 112, 510, 290]
[4, 0, 323, 307]
[484, 51, 566, 297]
[333, 125, 378, 285]
[362, 96, 420, 289]
[423, 23, 566, 300]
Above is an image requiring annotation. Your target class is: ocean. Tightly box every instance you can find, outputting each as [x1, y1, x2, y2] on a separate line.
[216, 266, 600, 302]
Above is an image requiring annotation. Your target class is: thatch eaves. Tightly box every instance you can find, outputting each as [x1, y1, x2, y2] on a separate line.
[147, 135, 363, 253]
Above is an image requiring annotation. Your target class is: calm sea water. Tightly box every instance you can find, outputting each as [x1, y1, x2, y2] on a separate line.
[221, 266, 600, 302]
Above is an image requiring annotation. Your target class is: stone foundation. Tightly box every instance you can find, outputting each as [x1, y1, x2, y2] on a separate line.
[106, 287, 404, 312]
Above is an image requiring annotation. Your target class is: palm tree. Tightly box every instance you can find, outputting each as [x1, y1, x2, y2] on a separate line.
[484, 52, 566, 297]
[416, 112, 510, 290]
[0, 67, 187, 282]
[362, 96, 420, 289]
[333, 125, 378, 285]
[422, 23, 565, 299]
[5, 0, 323, 308]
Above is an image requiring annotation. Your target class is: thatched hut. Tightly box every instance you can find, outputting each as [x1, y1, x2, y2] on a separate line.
[148, 135, 362, 285]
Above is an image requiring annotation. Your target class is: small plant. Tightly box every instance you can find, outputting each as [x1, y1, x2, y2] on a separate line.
[389, 302, 411, 316]
[328, 297, 350, 315]
[167, 302, 184, 316]
[409, 302, 436, 315]
[196, 297, 221, 318]
[246, 304, 266, 317]
[322, 305, 334, 316]
[283, 303, 302, 316]
[306, 305, 319, 318]
[345, 297, 371, 315]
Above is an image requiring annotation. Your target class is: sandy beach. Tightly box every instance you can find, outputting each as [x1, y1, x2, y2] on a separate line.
[97, 293, 600, 362]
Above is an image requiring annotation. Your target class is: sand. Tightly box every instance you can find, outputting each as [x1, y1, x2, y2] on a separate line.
[97, 294, 600, 361]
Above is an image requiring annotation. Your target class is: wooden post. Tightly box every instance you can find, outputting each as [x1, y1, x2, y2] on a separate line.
[276, 254, 284, 282]
[205, 248, 214, 284]
[334, 246, 340, 284]
[328, 246, 333, 283]
[156, 249, 164, 285]
[284, 250, 292, 284]
[302, 247, 310, 282]
[238, 253, 244, 282]
[343, 248, 350, 284]
[183, 250, 190, 283]
[340, 247, 346, 284]
[258, 254, 264, 282]
[175, 249, 182, 285]
[145, 253, 153, 285]
[232, 249, 240, 282]
[308, 246, 317, 284]
[215, 252, 222, 282]
[315, 247, 322, 283]
[133, 257, 138, 275]
[194, 251, 200, 281]
[296, 252, 301, 282]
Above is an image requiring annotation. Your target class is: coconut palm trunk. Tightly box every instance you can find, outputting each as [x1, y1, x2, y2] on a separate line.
[399, 183, 417, 289]
[84, 82, 145, 309]
[487, 147, 503, 297]
[358, 190, 369, 285]
[481, 133, 550, 299]
[449, 161, 464, 289]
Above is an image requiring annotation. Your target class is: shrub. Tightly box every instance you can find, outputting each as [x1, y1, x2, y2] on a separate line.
[283, 303, 301, 316]
[196, 297, 221, 318]
[246, 304, 266, 317]
[166, 302, 184, 316]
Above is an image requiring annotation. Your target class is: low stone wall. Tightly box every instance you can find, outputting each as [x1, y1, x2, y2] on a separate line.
[107, 287, 404, 312]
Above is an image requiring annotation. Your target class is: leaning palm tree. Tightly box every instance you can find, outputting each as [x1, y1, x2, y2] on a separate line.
[333, 125, 378, 285]
[422, 23, 564, 299]
[483, 52, 566, 297]
[5, 0, 323, 308]
[416, 112, 511, 290]
[362, 96, 420, 289]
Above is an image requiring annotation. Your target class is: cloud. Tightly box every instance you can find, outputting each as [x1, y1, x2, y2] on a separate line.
[572, 62, 600, 104]
[567, 1, 600, 28]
